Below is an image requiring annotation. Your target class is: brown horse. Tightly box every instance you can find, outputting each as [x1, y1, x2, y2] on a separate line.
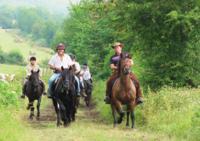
[111, 52, 137, 128]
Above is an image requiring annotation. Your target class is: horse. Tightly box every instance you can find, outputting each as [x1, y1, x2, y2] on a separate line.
[26, 70, 44, 120]
[52, 67, 77, 127]
[82, 79, 93, 107]
[111, 52, 137, 128]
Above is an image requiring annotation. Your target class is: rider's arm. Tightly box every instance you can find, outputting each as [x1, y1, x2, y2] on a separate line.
[49, 64, 62, 71]
[110, 64, 118, 70]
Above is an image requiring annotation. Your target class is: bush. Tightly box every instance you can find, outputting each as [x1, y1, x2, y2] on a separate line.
[6, 51, 25, 65]
[0, 50, 25, 65]
[0, 82, 20, 108]
[0, 48, 6, 63]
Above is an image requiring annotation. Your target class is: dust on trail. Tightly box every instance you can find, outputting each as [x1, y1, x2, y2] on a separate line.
[21, 98, 175, 141]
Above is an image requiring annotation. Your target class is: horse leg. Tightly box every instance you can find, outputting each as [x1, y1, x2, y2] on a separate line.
[29, 101, 34, 120]
[27, 100, 32, 110]
[36, 97, 41, 120]
[86, 91, 91, 107]
[126, 111, 130, 127]
[57, 103, 63, 127]
[52, 99, 62, 127]
[115, 101, 124, 124]
[131, 110, 135, 128]
[111, 105, 117, 128]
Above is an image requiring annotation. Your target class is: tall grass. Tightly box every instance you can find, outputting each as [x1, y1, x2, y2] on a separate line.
[92, 81, 200, 141]
[0, 81, 33, 141]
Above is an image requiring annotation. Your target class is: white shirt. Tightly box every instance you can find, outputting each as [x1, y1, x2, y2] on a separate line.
[48, 53, 73, 69]
[26, 64, 41, 77]
[82, 68, 91, 80]
[74, 61, 81, 74]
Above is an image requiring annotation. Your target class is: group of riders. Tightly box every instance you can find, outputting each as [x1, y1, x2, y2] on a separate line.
[21, 42, 143, 105]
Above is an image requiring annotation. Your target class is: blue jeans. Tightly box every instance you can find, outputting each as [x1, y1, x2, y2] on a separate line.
[48, 73, 61, 96]
[75, 76, 80, 95]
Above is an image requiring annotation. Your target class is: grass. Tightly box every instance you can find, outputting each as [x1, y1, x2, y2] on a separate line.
[92, 80, 200, 141]
[0, 29, 53, 63]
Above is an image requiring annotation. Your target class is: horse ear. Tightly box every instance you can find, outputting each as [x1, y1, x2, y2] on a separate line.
[61, 66, 64, 71]
[69, 66, 72, 70]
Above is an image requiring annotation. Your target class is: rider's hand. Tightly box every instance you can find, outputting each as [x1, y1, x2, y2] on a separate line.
[55, 67, 62, 72]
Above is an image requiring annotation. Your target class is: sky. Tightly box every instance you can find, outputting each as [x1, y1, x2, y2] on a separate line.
[0, 0, 81, 15]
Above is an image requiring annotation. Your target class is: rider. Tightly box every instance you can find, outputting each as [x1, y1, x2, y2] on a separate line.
[69, 54, 81, 96]
[104, 42, 143, 104]
[47, 43, 73, 98]
[81, 63, 92, 85]
[79, 63, 92, 97]
[21, 56, 45, 98]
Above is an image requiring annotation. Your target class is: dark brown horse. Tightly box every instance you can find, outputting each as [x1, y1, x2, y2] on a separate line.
[111, 52, 137, 128]
[82, 79, 93, 107]
[26, 70, 44, 120]
[52, 67, 77, 127]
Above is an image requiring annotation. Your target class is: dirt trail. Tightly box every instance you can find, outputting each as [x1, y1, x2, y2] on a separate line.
[21, 98, 174, 141]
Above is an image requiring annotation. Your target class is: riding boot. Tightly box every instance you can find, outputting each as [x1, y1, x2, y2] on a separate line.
[21, 84, 26, 99]
[40, 80, 46, 95]
[132, 79, 143, 105]
[130, 73, 143, 105]
[104, 82, 111, 104]
[136, 85, 143, 105]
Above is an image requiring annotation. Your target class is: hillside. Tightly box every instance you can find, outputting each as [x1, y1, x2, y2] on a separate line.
[0, 29, 53, 63]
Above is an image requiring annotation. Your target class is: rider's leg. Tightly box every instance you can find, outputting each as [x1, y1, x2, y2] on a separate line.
[74, 76, 81, 96]
[129, 72, 143, 104]
[39, 80, 46, 95]
[21, 79, 28, 98]
[47, 73, 61, 98]
[80, 77, 84, 89]
[104, 73, 118, 104]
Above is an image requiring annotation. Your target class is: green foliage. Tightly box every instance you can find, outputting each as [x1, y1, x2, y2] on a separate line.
[133, 0, 200, 89]
[0, 5, 61, 47]
[15, 7, 59, 46]
[56, 0, 200, 90]
[0, 82, 20, 108]
[7, 51, 25, 65]
[0, 6, 16, 28]
[0, 49, 25, 65]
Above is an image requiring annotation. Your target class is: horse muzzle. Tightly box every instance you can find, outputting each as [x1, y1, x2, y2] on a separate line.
[123, 67, 131, 75]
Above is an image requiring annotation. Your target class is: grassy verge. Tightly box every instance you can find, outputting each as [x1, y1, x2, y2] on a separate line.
[92, 80, 200, 141]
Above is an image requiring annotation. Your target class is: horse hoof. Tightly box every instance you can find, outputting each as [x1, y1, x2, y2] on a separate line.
[117, 119, 123, 124]
[26, 106, 30, 110]
[57, 123, 62, 127]
[36, 116, 40, 120]
[29, 116, 33, 120]
[64, 122, 69, 127]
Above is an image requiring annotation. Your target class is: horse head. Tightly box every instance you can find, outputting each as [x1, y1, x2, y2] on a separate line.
[60, 66, 75, 91]
[120, 52, 132, 75]
[29, 70, 40, 88]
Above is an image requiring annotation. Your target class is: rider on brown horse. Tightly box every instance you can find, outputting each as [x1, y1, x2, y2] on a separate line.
[104, 42, 143, 104]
